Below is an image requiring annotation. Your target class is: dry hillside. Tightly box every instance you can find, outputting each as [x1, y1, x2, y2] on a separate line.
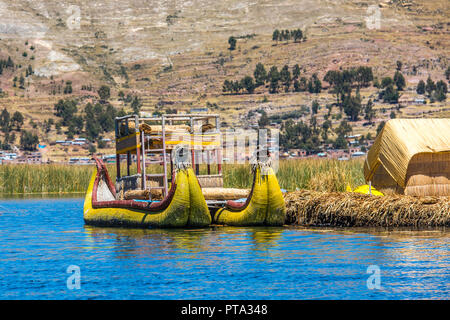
[0, 0, 448, 161]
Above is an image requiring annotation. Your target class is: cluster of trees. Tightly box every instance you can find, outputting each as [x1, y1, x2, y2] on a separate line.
[25, 65, 33, 77]
[280, 116, 354, 152]
[272, 29, 304, 44]
[273, 98, 349, 151]
[323, 66, 374, 103]
[227, 34, 257, 51]
[223, 63, 322, 95]
[0, 108, 24, 132]
[63, 81, 73, 94]
[83, 102, 120, 141]
[52, 84, 144, 148]
[376, 73, 405, 104]
[223, 76, 255, 94]
[81, 84, 94, 91]
[416, 77, 447, 102]
[0, 57, 14, 75]
[0, 108, 30, 150]
[53, 98, 123, 143]
[118, 90, 143, 113]
[20, 130, 39, 151]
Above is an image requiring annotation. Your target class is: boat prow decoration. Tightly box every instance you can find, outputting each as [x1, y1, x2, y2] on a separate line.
[213, 159, 286, 226]
[83, 156, 211, 228]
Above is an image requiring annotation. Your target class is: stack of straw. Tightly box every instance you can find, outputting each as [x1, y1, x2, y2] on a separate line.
[284, 190, 450, 227]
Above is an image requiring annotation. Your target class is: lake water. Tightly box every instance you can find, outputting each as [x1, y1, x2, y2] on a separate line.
[0, 198, 448, 300]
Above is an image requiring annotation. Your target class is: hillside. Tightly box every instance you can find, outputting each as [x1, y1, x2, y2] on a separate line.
[0, 0, 449, 161]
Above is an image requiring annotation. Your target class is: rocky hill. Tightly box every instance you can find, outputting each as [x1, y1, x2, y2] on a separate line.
[0, 0, 448, 161]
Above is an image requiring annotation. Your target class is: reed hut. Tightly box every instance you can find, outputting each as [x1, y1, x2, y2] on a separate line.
[364, 119, 450, 196]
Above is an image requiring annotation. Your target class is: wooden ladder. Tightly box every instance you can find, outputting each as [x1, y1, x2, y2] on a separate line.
[140, 115, 169, 200]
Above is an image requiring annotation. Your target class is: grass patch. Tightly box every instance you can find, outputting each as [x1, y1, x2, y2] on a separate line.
[0, 159, 365, 194]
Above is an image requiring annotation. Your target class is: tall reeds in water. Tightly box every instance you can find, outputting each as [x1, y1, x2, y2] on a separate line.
[221, 159, 365, 192]
[0, 159, 365, 194]
[0, 164, 95, 194]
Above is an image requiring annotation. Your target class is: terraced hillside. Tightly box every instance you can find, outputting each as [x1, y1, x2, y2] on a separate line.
[0, 0, 448, 161]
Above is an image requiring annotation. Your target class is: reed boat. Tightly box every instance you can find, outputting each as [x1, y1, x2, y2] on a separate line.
[83, 157, 211, 228]
[212, 161, 286, 227]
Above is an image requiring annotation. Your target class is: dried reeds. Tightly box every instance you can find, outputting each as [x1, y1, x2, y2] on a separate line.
[202, 187, 249, 200]
[285, 190, 450, 227]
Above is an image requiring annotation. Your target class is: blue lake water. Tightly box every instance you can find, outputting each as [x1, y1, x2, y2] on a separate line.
[0, 198, 448, 300]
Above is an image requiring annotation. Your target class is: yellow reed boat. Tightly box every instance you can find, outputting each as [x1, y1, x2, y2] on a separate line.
[83, 157, 211, 228]
[213, 162, 286, 227]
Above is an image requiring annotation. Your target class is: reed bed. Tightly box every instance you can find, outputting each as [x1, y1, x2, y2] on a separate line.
[285, 190, 450, 227]
[0, 159, 365, 194]
[220, 159, 365, 191]
[0, 164, 95, 194]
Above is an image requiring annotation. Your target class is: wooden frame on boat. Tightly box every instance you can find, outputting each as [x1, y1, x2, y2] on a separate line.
[114, 113, 223, 200]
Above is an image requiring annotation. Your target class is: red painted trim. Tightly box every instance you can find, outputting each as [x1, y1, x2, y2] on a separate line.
[219, 168, 257, 212]
[91, 156, 178, 212]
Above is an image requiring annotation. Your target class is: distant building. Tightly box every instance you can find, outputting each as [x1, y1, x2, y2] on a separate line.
[351, 151, 366, 158]
[69, 157, 92, 165]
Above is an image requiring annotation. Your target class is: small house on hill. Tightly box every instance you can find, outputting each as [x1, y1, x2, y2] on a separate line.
[364, 119, 450, 196]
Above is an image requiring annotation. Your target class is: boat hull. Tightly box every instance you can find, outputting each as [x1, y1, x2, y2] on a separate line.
[214, 166, 286, 226]
[83, 159, 210, 228]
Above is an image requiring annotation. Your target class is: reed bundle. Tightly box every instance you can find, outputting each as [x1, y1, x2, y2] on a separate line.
[202, 187, 249, 200]
[284, 190, 450, 227]
[123, 189, 163, 200]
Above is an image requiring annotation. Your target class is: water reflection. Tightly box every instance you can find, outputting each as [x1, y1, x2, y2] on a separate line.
[83, 226, 286, 257]
[1, 197, 448, 299]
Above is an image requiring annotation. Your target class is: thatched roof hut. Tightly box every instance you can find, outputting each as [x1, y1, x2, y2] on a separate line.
[364, 119, 450, 196]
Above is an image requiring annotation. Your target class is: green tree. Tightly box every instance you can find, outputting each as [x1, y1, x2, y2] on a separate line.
[19, 74, 25, 89]
[131, 96, 142, 114]
[292, 29, 303, 42]
[0, 108, 10, 132]
[333, 133, 348, 149]
[436, 80, 448, 94]
[20, 130, 39, 151]
[416, 80, 425, 94]
[280, 65, 291, 92]
[11, 111, 24, 130]
[258, 110, 269, 128]
[364, 99, 375, 123]
[335, 119, 352, 137]
[63, 81, 73, 94]
[434, 80, 447, 102]
[228, 36, 236, 50]
[425, 77, 435, 96]
[268, 66, 280, 94]
[342, 93, 362, 121]
[311, 100, 319, 115]
[253, 63, 267, 87]
[292, 64, 300, 79]
[54, 99, 77, 125]
[394, 71, 406, 91]
[97, 85, 111, 101]
[376, 121, 385, 137]
[241, 76, 255, 94]
[272, 29, 280, 44]
[381, 77, 393, 88]
[379, 84, 399, 104]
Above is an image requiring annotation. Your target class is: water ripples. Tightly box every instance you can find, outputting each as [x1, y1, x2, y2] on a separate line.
[0, 198, 448, 299]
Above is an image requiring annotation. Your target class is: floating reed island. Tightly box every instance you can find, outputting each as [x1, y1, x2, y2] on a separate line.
[284, 190, 450, 228]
